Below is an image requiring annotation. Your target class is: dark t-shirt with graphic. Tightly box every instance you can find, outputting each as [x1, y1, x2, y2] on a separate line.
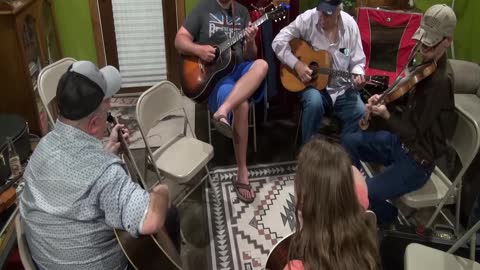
[183, 0, 250, 63]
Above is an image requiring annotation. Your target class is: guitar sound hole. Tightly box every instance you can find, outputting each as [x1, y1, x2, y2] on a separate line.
[309, 62, 319, 78]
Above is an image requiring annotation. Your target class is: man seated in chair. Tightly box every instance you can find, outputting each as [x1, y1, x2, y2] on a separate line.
[272, 0, 367, 145]
[342, 4, 457, 225]
[19, 61, 179, 269]
[175, 0, 268, 203]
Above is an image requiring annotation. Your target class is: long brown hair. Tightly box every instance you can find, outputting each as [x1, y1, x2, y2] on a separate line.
[289, 137, 380, 270]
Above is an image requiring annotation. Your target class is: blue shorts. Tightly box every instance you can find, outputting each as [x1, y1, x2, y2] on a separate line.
[208, 61, 266, 124]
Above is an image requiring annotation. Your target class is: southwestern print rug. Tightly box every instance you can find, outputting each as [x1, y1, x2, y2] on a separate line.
[206, 162, 297, 270]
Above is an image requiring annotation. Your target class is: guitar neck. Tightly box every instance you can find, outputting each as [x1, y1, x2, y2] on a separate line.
[218, 14, 268, 53]
[318, 67, 372, 80]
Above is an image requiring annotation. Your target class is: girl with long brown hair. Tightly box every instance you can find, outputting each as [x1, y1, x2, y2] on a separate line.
[286, 137, 380, 270]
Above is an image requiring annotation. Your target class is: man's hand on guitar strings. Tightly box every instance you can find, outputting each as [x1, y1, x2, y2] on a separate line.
[294, 61, 313, 83]
[352, 74, 366, 89]
[105, 124, 130, 155]
[196, 44, 216, 63]
[244, 22, 258, 44]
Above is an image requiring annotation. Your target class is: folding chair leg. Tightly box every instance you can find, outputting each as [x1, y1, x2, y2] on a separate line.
[207, 109, 212, 145]
[204, 165, 220, 205]
[252, 103, 257, 153]
[144, 150, 149, 185]
[426, 175, 462, 229]
[173, 166, 218, 207]
[455, 181, 462, 236]
[295, 108, 303, 146]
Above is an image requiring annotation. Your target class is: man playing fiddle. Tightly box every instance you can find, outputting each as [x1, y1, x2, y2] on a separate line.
[342, 4, 457, 225]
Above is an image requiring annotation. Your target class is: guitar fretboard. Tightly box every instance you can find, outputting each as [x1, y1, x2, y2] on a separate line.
[218, 14, 268, 53]
[316, 67, 372, 80]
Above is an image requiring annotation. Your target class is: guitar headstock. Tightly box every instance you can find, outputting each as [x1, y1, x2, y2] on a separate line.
[266, 1, 290, 23]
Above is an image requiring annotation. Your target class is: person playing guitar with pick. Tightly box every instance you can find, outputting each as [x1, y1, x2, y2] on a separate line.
[175, 0, 268, 203]
[342, 4, 457, 225]
[272, 0, 367, 144]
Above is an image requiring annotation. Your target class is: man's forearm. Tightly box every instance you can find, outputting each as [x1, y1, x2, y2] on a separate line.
[243, 40, 257, 60]
[175, 35, 199, 57]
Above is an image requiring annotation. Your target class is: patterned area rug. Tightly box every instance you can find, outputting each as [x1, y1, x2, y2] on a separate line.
[206, 162, 297, 270]
[110, 95, 195, 149]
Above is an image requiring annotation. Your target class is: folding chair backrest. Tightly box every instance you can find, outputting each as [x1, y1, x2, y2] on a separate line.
[37, 58, 76, 125]
[451, 109, 480, 173]
[15, 214, 37, 270]
[136, 81, 184, 136]
[357, 8, 422, 85]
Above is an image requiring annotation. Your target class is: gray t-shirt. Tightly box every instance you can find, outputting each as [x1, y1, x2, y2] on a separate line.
[183, 0, 250, 63]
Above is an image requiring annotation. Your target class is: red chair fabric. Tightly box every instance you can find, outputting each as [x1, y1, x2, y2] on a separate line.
[357, 7, 422, 85]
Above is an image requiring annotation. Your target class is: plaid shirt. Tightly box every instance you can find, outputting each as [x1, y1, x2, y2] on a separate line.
[19, 121, 149, 270]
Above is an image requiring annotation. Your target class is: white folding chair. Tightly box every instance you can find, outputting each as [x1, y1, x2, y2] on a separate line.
[136, 81, 215, 206]
[206, 101, 258, 152]
[400, 108, 480, 234]
[37, 57, 76, 126]
[15, 214, 37, 270]
[405, 219, 480, 270]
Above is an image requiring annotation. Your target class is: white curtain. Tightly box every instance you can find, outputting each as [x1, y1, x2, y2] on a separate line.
[112, 0, 167, 88]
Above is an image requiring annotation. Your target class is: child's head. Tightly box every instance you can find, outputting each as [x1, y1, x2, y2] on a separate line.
[295, 137, 362, 223]
[291, 137, 380, 270]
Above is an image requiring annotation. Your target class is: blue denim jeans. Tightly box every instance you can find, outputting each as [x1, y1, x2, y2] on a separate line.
[299, 87, 364, 144]
[342, 131, 433, 224]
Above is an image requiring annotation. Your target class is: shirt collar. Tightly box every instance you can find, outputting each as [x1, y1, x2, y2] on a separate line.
[315, 10, 346, 41]
[54, 119, 103, 148]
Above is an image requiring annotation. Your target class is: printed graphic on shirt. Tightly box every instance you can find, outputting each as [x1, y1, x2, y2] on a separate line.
[208, 12, 243, 38]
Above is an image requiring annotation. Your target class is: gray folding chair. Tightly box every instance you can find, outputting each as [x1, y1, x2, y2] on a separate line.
[405, 219, 480, 269]
[15, 214, 37, 270]
[136, 81, 215, 206]
[400, 108, 480, 233]
[37, 57, 76, 126]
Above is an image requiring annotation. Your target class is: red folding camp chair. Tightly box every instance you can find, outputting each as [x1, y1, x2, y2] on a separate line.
[357, 7, 422, 86]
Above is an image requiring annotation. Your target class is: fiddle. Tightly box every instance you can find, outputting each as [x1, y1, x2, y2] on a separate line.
[359, 60, 437, 130]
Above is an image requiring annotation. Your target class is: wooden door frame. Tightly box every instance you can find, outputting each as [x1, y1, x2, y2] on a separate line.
[88, 0, 185, 92]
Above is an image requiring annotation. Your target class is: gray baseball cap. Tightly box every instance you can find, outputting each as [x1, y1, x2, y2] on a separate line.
[57, 61, 121, 120]
[413, 4, 456, 47]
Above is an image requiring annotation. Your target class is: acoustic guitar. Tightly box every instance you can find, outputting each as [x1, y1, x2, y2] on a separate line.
[265, 211, 377, 270]
[107, 114, 182, 270]
[180, 4, 289, 103]
[280, 39, 388, 92]
[265, 232, 293, 270]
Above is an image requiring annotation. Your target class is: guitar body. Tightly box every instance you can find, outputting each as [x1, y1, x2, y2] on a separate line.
[265, 233, 293, 270]
[180, 31, 236, 103]
[115, 228, 182, 270]
[280, 39, 332, 92]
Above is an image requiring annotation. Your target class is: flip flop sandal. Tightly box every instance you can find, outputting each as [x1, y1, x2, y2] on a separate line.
[212, 114, 233, 139]
[231, 178, 255, 204]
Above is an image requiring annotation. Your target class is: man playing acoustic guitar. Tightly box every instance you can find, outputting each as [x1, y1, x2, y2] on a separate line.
[342, 4, 457, 225]
[19, 61, 179, 269]
[272, 0, 367, 144]
[175, 0, 268, 203]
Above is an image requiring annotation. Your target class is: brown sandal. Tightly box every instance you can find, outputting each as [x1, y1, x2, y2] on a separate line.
[231, 178, 255, 204]
[212, 114, 233, 139]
